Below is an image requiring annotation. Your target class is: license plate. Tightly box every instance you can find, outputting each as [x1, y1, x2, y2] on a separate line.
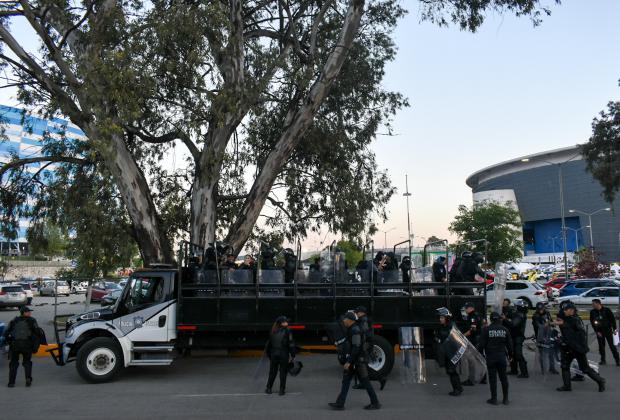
[9, 293, 18, 298]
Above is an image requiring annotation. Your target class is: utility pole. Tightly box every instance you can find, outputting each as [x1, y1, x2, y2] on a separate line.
[404, 175, 412, 258]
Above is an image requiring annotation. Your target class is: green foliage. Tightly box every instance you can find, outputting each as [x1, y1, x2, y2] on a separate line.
[449, 201, 523, 265]
[426, 235, 445, 245]
[582, 99, 620, 202]
[26, 221, 68, 258]
[574, 248, 608, 279]
[337, 240, 364, 269]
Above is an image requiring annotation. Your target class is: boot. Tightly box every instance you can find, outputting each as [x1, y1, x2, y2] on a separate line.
[587, 371, 605, 392]
[25, 378, 32, 387]
[328, 403, 345, 411]
[379, 378, 386, 391]
[557, 370, 572, 392]
[502, 397, 510, 405]
[486, 398, 498, 405]
[265, 387, 272, 394]
[599, 359, 606, 365]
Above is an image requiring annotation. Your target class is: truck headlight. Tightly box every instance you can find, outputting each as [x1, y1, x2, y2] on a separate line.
[66, 327, 75, 338]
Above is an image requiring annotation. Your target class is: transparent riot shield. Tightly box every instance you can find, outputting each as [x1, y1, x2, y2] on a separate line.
[493, 263, 508, 314]
[251, 344, 271, 391]
[399, 326, 426, 384]
[570, 359, 600, 377]
[535, 324, 558, 378]
[443, 326, 487, 383]
[412, 267, 435, 296]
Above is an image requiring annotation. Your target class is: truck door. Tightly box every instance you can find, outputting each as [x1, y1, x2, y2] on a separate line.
[113, 274, 174, 342]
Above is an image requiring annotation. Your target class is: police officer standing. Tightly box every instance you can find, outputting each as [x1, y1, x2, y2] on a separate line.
[555, 302, 606, 392]
[329, 312, 380, 410]
[352, 306, 387, 391]
[3, 306, 39, 387]
[506, 300, 528, 378]
[435, 307, 463, 396]
[478, 312, 512, 405]
[433, 256, 447, 295]
[590, 298, 619, 366]
[461, 302, 484, 386]
[265, 316, 296, 395]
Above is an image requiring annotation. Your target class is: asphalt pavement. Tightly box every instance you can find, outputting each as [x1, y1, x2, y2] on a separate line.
[1, 296, 619, 420]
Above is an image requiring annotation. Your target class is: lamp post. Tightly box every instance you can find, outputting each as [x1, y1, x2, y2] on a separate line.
[521, 152, 580, 280]
[382, 227, 396, 250]
[565, 226, 591, 250]
[404, 175, 413, 258]
[568, 208, 611, 248]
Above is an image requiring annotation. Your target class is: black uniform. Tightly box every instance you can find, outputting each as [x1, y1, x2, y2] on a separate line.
[433, 262, 447, 295]
[462, 310, 484, 384]
[436, 321, 463, 394]
[334, 323, 379, 407]
[3, 315, 39, 386]
[452, 255, 485, 295]
[478, 321, 513, 403]
[590, 306, 619, 365]
[506, 308, 528, 376]
[265, 327, 296, 393]
[558, 313, 605, 391]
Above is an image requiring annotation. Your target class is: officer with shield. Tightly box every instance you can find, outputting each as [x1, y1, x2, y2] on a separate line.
[478, 312, 512, 405]
[555, 302, 606, 392]
[329, 312, 380, 410]
[557, 299, 584, 382]
[461, 302, 485, 386]
[435, 307, 464, 396]
[505, 300, 528, 378]
[352, 306, 387, 391]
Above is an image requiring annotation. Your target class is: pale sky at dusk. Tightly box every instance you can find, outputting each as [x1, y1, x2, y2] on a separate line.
[2, 1, 619, 254]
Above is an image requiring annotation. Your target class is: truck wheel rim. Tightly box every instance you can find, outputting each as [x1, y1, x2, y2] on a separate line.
[86, 348, 116, 376]
[368, 344, 386, 372]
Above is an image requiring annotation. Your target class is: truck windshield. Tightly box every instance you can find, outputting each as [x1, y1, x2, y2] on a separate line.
[120, 276, 166, 313]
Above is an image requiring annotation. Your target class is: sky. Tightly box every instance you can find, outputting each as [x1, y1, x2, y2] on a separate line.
[2, 1, 620, 253]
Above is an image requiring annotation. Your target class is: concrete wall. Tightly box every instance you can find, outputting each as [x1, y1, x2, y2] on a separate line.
[1, 260, 72, 281]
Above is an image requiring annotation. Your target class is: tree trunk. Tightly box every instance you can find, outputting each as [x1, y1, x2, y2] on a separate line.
[86, 125, 172, 265]
[225, 0, 366, 253]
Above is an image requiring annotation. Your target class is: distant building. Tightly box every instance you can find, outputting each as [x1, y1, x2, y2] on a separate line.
[0, 105, 85, 256]
[466, 146, 620, 262]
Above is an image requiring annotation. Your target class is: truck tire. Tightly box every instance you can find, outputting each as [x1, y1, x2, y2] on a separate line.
[367, 335, 394, 380]
[76, 337, 124, 383]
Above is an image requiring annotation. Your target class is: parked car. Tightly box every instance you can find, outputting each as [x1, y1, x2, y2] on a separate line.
[485, 280, 548, 308]
[118, 279, 128, 289]
[555, 287, 619, 305]
[545, 278, 570, 290]
[90, 282, 122, 302]
[17, 282, 34, 304]
[71, 281, 88, 294]
[39, 280, 71, 297]
[558, 279, 620, 298]
[0, 284, 28, 309]
[101, 289, 123, 307]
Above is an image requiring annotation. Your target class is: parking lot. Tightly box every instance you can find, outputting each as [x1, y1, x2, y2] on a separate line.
[1, 295, 619, 420]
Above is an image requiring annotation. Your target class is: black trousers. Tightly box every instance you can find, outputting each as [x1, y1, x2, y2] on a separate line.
[596, 330, 619, 363]
[266, 354, 288, 391]
[9, 349, 32, 385]
[560, 348, 604, 388]
[336, 362, 379, 406]
[510, 336, 527, 374]
[486, 357, 508, 400]
[446, 362, 462, 392]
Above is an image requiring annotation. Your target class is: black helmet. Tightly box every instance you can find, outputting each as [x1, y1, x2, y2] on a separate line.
[461, 251, 472, 259]
[19, 306, 33, 314]
[472, 252, 484, 264]
[490, 312, 501, 322]
[275, 316, 289, 324]
[464, 302, 475, 309]
[436, 307, 452, 317]
[563, 302, 577, 311]
[436, 255, 446, 263]
[559, 300, 573, 309]
[514, 299, 528, 310]
[354, 306, 368, 314]
[288, 360, 303, 376]
[535, 302, 546, 311]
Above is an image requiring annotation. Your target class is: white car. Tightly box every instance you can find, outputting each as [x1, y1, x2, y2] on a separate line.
[485, 280, 548, 308]
[17, 283, 34, 304]
[39, 280, 71, 296]
[555, 287, 619, 306]
[71, 282, 88, 294]
[0, 284, 28, 309]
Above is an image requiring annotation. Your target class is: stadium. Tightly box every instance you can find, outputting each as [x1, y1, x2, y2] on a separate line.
[466, 146, 620, 262]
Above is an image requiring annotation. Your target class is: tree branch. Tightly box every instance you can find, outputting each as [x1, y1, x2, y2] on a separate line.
[0, 156, 89, 178]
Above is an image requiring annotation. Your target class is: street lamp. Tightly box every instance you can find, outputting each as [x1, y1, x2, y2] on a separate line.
[403, 175, 413, 258]
[382, 227, 396, 250]
[565, 226, 591, 250]
[521, 152, 581, 280]
[568, 208, 611, 248]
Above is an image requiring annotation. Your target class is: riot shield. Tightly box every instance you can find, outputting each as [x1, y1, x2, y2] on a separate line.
[442, 326, 487, 383]
[251, 343, 271, 391]
[535, 324, 558, 378]
[412, 267, 435, 296]
[493, 263, 508, 314]
[399, 326, 426, 384]
[570, 359, 600, 377]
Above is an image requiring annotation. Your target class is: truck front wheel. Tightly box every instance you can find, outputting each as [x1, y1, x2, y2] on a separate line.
[367, 335, 394, 380]
[76, 337, 124, 383]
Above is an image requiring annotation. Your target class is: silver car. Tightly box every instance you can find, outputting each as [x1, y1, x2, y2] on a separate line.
[39, 280, 71, 296]
[0, 284, 28, 309]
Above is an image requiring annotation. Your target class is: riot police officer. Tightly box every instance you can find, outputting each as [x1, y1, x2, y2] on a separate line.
[461, 302, 484, 386]
[506, 299, 528, 378]
[557, 299, 584, 382]
[435, 307, 463, 396]
[433, 256, 447, 295]
[400, 256, 412, 283]
[329, 312, 380, 410]
[556, 302, 606, 392]
[352, 306, 387, 391]
[265, 316, 296, 395]
[3, 306, 39, 387]
[590, 298, 619, 366]
[478, 312, 512, 405]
